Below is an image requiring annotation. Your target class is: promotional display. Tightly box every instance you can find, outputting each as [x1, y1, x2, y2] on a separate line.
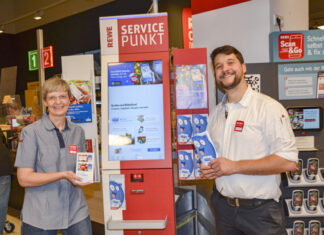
[278, 62, 324, 100]
[61, 54, 100, 183]
[173, 48, 210, 181]
[271, 30, 324, 62]
[100, 13, 175, 235]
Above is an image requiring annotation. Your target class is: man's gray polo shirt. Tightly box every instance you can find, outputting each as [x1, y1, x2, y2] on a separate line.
[15, 114, 89, 230]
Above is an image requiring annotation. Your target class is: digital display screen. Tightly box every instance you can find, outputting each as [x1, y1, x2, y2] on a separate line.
[108, 60, 165, 161]
[287, 107, 322, 130]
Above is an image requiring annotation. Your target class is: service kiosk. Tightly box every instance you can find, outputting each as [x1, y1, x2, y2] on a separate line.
[99, 13, 175, 235]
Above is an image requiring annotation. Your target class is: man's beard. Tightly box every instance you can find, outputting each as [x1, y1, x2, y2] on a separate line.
[216, 70, 243, 91]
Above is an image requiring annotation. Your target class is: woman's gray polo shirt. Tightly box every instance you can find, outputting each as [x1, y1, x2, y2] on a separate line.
[15, 114, 89, 230]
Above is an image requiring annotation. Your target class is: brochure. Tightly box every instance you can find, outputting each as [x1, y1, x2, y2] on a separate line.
[178, 150, 194, 180]
[192, 132, 217, 165]
[76, 146, 100, 183]
[177, 114, 193, 145]
[109, 174, 126, 210]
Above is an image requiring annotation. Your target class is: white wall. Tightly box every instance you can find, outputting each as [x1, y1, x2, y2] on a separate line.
[270, 0, 308, 32]
[192, 0, 309, 107]
[192, 0, 271, 108]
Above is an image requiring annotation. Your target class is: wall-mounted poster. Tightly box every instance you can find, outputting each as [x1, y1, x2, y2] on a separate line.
[278, 62, 324, 100]
[175, 64, 208, 109]
[108, 60, 165, 161]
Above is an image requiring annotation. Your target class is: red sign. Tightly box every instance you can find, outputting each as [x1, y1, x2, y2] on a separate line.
[117, 16, 169, 54]
[100, 14, 169, 55]
[182, 8, 193, 49]
[42, 46, 54, 68]
[191, 0, 250, 15]
[278, 33, 304, 59]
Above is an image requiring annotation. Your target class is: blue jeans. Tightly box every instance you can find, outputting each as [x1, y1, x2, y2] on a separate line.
[21, 215, 92, 235]
[0, 175, 11, 235]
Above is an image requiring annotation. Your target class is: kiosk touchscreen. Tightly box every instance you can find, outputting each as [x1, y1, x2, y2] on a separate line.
[108, 60, 165, 162]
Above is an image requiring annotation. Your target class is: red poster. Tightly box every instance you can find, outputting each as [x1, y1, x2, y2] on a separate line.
[278, 33, 304, 59]
[182, 8, 193, 49]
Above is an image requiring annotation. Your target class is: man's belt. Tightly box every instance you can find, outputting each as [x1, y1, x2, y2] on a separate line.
[218, 191, 272, 207]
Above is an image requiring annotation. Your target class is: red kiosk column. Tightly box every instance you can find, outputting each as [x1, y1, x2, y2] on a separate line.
[99, 13, 175, 235]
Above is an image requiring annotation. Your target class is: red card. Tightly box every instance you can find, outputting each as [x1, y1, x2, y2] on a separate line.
[69, 145, 78, 155]
[234, 120, 244, 132]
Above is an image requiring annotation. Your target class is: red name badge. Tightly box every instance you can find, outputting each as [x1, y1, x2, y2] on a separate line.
[234, 120, 244, 132]
[69, 145, 78, 155]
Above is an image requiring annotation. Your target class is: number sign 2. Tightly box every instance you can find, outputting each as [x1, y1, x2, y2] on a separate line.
[42, 46, 54, 68]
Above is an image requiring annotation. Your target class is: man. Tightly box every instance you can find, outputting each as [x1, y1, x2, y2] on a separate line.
[200, 45, 298, 235]
[15, 76, 92, 235]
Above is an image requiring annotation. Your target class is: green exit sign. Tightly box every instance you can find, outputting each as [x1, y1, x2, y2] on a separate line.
[28, 50, 38, 71]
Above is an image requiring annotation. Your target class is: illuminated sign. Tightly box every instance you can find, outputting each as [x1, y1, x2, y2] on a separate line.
[28, 50, 38, 71]
[42, 46, 54, 68]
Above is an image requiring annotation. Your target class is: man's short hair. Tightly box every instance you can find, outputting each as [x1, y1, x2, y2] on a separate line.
[210, 45, 245, 71]
[42, 75, 71, 100]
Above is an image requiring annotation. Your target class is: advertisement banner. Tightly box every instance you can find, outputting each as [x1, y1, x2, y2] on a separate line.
[100, 13, 169, 55]
[278, 62, 324, 100]
[272, 30, 324, 62]
[66, 80, 92, 123]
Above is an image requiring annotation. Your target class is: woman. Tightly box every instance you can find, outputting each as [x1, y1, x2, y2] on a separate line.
[15, 76, 92, 235]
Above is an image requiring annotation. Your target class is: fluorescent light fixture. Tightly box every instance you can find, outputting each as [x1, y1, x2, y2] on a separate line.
[34, 10, 44, 20]
[0, 25, 4, 33]
[317, 25, 324, 30]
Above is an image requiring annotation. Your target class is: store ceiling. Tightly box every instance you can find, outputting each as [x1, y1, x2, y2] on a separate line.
[309, 0, 324, 29]
[0, 0, 323, 34]
[0, 0, 115, 34]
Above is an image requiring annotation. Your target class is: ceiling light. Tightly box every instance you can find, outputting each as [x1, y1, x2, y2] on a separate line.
[34, 10, 44, 20]
[317, 25, 324, 30]
[0, 25, 4, 33]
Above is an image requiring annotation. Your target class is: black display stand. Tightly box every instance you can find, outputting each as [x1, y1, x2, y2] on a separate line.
[246, 63, 324, 231]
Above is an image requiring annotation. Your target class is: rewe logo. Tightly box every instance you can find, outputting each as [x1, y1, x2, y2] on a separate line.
[278, 33, 304, 59]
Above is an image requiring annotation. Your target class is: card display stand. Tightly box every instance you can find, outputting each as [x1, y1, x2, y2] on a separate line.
[286, 228, 324, 234]
[286, 168, 324, 187]
[285, 198, 324, 217]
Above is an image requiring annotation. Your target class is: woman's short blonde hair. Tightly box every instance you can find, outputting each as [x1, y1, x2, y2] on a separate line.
[42, 75, 71, 100]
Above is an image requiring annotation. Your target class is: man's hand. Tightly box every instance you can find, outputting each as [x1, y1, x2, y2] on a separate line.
[200, 164, 217, 179]
[63, 171, 91, 186]
[200, 157, 237, 179]
[209, 157, 237, 177]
